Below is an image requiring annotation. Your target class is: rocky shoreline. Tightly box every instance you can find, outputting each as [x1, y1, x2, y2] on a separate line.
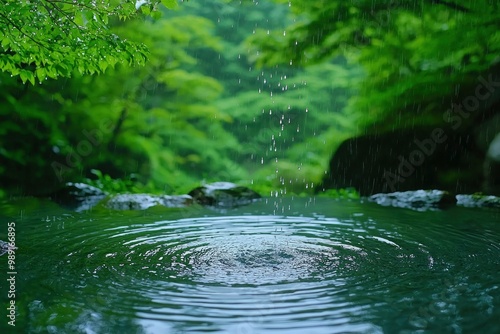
[50, 181, 262, 212]
[368, 190, 500, 211]
[49, 182, 500, 213]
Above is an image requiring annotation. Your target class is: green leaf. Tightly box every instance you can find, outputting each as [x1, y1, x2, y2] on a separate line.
[151, 10, 162, 20]
[161, 0, 178, 10]
[19, 70, 35, 85]
[36, 68, 46, 83]
[141, 5, 151, 15]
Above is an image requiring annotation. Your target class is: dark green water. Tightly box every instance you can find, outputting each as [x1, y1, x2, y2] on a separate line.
[1, 197, 499, 333]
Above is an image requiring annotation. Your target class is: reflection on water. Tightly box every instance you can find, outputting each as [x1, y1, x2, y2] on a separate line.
[1, 197, 499, 333]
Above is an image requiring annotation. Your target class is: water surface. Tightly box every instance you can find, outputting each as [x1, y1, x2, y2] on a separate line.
[1, 197, 499, 333]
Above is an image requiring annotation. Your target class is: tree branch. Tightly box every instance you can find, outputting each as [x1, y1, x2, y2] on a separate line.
[429, 0, 471, 13]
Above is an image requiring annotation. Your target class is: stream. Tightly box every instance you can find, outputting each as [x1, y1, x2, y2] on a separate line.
[1, 197, 499, 333]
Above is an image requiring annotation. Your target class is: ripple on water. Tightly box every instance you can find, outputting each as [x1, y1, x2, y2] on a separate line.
[90, 215, 372, 286]
[41, 210, 500, 334]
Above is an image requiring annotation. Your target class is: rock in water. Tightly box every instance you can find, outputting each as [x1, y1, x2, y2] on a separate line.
[188, 182, 261, 208]
[50, 182, 107, 212]
[106, 194, 192, 210]
[456, 194, 500, 209]
[368, 190, 456, 211]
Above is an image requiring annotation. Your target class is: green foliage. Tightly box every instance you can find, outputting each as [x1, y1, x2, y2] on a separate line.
[0, 0, 366, 196]
[84, 169, 156, 194]
[248, 0, 500, 131]
[174, 0, 362, 193]
[0, 6, 252, 195]
[0, 0, 177, 83]
[51, 14, 248, 194]
[216, 60, 362, 192]
[11, 0, 490, 197]
[316, 187, 360, 200]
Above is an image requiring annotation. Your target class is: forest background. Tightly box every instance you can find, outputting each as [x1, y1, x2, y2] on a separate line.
[1, 0, 498, 197]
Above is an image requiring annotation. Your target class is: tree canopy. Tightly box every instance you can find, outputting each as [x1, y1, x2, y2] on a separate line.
[0, 0, 177, 84]
[248, 0, 500, 130]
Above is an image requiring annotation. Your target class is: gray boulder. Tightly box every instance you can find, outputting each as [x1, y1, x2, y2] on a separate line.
[320, 128, 482, 196]
[106, 194, 193, 210]
[188, 182, 261, 208]
[456, 194, 500, 209]
[368, 190, 456, 211]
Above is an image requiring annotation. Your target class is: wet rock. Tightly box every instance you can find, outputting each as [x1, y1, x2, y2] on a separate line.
[188, 182, 261, 208]
[50, 182, 108, 212]
[106, 194, 193, 210]
[368, 190, 456, 211]
[456, 194, 500, 209]
[319, 128, 483, 196]
[0, 240, 16, 257]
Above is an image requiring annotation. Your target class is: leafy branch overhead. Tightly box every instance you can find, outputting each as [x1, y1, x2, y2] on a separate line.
[0, 0, 178, 84]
